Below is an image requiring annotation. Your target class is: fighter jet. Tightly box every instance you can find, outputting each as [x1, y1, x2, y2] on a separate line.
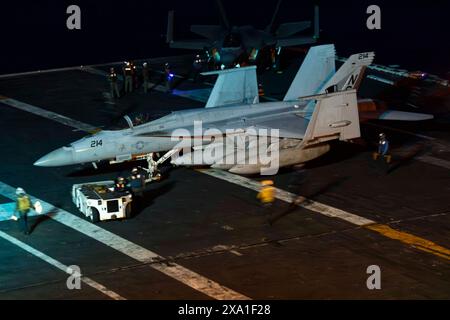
[166, 0, 319, 67]
[35, 44, 374, 175]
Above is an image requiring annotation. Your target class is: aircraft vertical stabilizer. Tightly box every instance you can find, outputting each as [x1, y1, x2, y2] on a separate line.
[302, 89, 360, 144]
[322, 52, 375, 93]
[201, 66, 259, 108]
[283, 44, 336, 101]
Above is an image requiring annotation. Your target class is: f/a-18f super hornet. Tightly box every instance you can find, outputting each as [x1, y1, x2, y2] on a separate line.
[166, 0, 319, 67]
[34, 44, 432, 175]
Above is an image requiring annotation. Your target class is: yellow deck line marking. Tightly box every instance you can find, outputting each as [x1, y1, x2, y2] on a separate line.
[366, 224, 450, 260]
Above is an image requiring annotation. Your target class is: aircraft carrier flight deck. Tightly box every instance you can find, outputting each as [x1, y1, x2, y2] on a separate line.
[0, 52, 449, 300]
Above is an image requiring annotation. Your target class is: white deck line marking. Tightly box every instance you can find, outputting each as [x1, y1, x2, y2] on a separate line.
[199, 169, 375, 226]
[0, 181, 249, 300]
[230, 250, 243, 256]
[0, 98, 97, 133]
[0, 66, 82, 79]
[406, 103, 420, 109]
[366, 75, 394, 86]
[0, 54, 195, 79]
[0, 203, 17, 221]
[416, 155, 450, 170]
[0, 230, 125, 300]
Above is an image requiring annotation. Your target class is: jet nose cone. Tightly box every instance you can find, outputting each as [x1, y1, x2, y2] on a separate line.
[34, 147, 74, 167]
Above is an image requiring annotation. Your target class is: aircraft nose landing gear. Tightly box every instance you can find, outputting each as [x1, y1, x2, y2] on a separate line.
[140, 150, 180, 183]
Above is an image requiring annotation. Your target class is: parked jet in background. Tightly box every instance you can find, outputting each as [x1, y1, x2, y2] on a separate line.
[166, 0, 319, 68]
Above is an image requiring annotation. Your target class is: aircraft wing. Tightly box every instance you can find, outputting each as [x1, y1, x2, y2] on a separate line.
[169, 40, 212, 50]
[240, 113, 308, 139]
[139, 112, 307, 140]
[204, 112, 308, 139]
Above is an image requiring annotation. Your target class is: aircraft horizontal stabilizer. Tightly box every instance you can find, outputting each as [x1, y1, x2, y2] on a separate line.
[377, 110, 434, 121]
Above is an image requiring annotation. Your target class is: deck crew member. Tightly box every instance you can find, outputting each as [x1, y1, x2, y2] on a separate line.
[164, 62, 173, 93]
[142, 62, 150, 93]
[115, 177, 128, 192]
[374, 133, 391, 163]
[130, 60, 138, 89]
[257, 180, 275, 209]
[14, 188, 32, 235]
[129, 167, 145, 197]
[108, 67, 120, 99]
[192, 55, 202, 82]
[123, 61, 133, 93]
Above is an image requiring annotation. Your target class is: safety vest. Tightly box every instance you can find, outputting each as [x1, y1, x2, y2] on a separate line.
[258, 186, 275, 204]
[378, 140, 389, 155]
[115, 183, 127, 193]
[109, 72, 117, 82]
[124, 66, 132, 76]
[130, 174, 143, 188]
[17, 196, 31, 213]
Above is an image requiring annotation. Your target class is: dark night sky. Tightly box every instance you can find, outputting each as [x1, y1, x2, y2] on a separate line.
[0, 0, 449, 76]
